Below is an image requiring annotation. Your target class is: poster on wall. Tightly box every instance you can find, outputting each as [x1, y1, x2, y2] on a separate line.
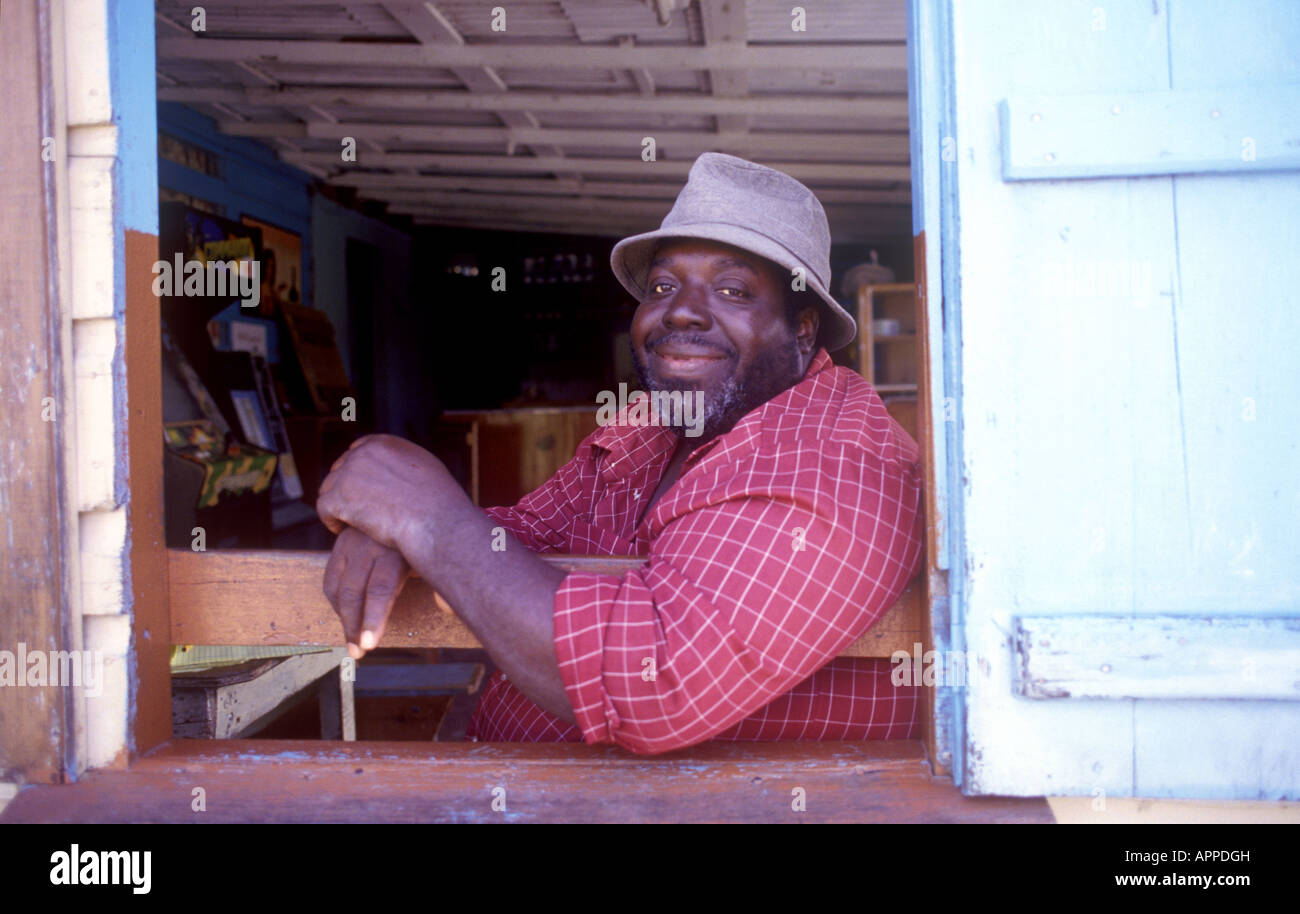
[241, 215, 303, 319]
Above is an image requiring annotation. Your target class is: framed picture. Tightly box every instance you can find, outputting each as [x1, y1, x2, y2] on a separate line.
[241, 215, 303, 318]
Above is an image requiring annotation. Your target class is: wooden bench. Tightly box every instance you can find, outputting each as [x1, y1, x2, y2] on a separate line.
[171, 648, 355, 740]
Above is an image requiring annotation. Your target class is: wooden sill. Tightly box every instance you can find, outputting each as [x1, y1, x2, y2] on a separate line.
[0, 739, 1052, 823]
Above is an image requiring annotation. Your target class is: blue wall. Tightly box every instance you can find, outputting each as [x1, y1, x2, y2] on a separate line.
[156, 102, 314, 307]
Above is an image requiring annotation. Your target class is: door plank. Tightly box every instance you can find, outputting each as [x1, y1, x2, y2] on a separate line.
[1015, 615, 1300, 700]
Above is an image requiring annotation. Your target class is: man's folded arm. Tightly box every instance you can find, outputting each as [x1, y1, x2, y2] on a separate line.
[552, 444, 924, 755]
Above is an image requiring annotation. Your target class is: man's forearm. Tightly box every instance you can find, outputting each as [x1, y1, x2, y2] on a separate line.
[399, 497, 577, 725]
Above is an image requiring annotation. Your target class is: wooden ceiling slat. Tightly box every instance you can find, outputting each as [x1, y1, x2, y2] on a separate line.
[326, 174, 908, 202]
[381, 192, 905, 218]
[215, 120, 911, 161]
[158, 86, 910, 121]
[156, 37, 908, 72]
[404, 212, 911, 244]
[278, 150, 912, 183]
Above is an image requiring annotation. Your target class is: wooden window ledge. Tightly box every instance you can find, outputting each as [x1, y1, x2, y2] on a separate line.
[0, 739, 1052, 823]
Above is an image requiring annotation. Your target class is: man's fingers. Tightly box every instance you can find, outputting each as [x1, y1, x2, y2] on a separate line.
[324, 539, 364, 658]
[333, 547, 373, 649]
[321, 526, 407, 661]
[360, 550, 409, 651]
[323, 541, 344, 604]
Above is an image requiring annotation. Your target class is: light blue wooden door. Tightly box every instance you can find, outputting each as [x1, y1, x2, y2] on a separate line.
[927, 0, 1300, 798]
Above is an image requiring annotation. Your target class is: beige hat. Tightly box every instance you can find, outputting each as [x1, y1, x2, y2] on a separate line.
[610, 152, 857, 351]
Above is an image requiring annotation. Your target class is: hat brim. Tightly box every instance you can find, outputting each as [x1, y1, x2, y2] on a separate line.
[610, 223, 858, 352]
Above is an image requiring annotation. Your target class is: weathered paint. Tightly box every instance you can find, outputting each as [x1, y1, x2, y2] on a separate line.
[0, 0, 70, 786]
[1014, 615, 1300, 700]
[948, 0, 1300, 798]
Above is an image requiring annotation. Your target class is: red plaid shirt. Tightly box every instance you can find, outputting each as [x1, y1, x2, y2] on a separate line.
[465, 348, 926, 753]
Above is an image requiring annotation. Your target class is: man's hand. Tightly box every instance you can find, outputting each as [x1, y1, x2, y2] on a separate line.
[315, 433, 575, 724]
[316, 434, 460, 556]
[323, 526, 411, 660]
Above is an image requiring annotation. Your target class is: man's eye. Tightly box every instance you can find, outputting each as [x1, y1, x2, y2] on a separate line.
[717, 287, 746, 298]
[649, 281, 673, 294]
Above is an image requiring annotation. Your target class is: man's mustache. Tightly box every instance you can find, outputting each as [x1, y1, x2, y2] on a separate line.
[646, 332, 736, 360]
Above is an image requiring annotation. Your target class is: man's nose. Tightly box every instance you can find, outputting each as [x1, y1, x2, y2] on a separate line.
[662, 282, 711, 328]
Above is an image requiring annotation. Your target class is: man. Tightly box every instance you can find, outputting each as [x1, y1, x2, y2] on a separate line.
[316, 153, 925, 754]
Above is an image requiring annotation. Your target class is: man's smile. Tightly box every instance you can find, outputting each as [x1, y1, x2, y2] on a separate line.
[653, 348, 727, 376]
[647, 333, 735, 379]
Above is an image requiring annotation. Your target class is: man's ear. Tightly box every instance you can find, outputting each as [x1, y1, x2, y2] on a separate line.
[796, 307, 820, 355]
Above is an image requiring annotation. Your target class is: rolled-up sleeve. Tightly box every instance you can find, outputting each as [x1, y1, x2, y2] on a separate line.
[552, 439, 924, 755]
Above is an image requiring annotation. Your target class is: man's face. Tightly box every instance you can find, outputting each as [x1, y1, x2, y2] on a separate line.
[630, 238, 819, 442]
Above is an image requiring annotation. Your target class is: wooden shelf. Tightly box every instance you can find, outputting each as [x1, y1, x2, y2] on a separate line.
[856, 282, 920, 393]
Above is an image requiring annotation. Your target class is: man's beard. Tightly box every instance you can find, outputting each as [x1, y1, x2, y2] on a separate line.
[631, 330, 804, 441]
